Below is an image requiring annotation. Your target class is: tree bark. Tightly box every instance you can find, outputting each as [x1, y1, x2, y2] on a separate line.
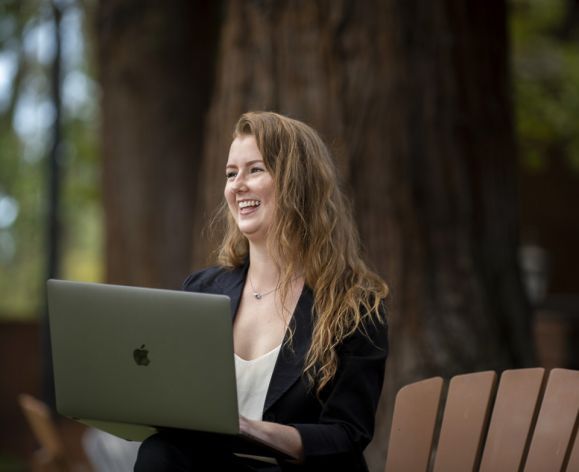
[194, 1, 533, 470]
[97, 0, 221, 289]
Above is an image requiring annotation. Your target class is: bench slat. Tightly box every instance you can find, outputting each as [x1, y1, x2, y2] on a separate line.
[433, 371, 497, 472]
[385, 376, 443, 472]
[524, 369, 579, 472]
[479, 368, 545, 472]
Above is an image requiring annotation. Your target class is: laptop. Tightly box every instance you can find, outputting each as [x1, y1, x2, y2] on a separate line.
[47, 279, 297, 460]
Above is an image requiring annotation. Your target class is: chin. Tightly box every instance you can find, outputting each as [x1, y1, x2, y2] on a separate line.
[238, 224, 258, 235]
[241, 231, 262, 242]
[240, 229, 268, 244]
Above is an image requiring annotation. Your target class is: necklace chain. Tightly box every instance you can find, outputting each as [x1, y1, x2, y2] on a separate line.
[248, 274, 279, 300]
[248, 272, 304, 300]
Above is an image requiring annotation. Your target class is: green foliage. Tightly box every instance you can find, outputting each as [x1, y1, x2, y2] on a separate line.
[0, 0, 102, 319]
[511, 0, 579, 172]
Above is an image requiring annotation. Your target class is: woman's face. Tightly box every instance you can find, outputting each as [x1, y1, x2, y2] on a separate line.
[224, 135, 275, 244]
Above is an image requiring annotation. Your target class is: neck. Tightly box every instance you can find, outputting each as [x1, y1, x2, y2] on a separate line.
[247, 243, 279, 289]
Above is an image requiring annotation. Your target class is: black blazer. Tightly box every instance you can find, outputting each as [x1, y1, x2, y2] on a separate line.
[182, 262, 388, 471]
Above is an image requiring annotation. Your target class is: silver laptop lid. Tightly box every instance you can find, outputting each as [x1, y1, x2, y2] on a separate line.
[47, 279, 239, 440]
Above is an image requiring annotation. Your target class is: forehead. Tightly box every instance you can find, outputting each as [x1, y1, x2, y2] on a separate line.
[226, 135, 263, 166]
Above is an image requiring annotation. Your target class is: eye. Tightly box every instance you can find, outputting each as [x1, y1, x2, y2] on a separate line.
[250, 166, 265, 174]
[226, 170, 237, 179]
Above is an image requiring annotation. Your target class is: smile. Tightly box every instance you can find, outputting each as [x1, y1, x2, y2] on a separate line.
[238, 200, 261, 209]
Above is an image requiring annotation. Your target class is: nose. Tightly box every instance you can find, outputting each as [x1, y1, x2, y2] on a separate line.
[230, 173, 248, 193]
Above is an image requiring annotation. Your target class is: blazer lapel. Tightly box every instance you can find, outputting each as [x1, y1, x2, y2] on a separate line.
[216, 262, 248, 320]
[263, 286, 314, 412]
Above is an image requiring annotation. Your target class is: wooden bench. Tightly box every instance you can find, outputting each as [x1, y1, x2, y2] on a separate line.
[385, 368, 579, 472]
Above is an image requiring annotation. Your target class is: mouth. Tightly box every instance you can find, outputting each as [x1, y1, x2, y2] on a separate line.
[238, 199, 261, 214]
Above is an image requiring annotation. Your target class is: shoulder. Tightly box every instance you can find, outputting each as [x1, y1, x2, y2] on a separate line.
[181, 264, 246, 294]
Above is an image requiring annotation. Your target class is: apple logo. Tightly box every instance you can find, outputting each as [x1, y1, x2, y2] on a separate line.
[133, 344, 151, 366]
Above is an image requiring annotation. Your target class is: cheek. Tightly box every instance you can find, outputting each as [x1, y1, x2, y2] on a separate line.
[224, 185, 233, 202]
[224, 187, 237, 213]
[261, 178, 275, 202]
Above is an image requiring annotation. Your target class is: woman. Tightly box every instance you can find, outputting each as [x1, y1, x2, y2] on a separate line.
[134, 111, 389, 471]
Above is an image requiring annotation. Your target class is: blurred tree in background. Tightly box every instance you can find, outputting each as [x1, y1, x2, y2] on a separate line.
[0, 0, 100, 318]
[3, 0, 577, 316]
[96, 0, 221, 290]
[191, 2, 529, 469]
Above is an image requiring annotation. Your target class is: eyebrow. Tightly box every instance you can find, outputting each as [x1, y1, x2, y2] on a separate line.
[225, 159, 264, 168]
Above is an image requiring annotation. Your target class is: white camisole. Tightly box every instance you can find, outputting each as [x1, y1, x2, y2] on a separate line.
[234, 344, 281, 420]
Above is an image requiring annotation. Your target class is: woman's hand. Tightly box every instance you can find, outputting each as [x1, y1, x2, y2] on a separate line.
[239, 415, 304, 463]
[239, 415, 258, 436]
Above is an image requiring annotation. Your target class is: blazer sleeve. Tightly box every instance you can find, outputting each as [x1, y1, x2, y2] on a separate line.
[290, 312, 389, 467]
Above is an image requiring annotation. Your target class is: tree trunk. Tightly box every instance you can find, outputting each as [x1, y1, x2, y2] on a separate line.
[97, 0, 221, 289]
[194, 1, 533, 470]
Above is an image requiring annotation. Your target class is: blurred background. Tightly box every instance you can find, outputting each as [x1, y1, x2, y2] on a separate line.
[1, 0, 578, 470]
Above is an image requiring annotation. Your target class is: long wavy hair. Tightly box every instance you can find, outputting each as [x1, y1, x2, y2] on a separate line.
[216, 111, 389, 394]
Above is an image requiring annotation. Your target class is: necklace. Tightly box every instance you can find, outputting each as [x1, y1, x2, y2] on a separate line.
[248, 275, 279, 300]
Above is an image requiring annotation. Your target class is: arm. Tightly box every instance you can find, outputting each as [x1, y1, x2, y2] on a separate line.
[239, 416, 304, 462]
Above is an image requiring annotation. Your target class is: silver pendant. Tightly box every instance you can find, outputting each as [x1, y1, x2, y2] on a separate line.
[254, 292, 262, 300]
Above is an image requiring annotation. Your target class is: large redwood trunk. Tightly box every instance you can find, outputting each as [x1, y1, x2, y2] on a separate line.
[97, 1, 532, 469]
[193, 1, 532, 469]
[97, 0, 220, 289]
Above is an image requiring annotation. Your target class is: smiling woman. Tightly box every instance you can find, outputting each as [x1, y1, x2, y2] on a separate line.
[134, 111, 389, 471]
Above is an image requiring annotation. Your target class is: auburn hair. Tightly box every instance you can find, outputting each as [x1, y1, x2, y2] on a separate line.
[216, 111, 388, 394]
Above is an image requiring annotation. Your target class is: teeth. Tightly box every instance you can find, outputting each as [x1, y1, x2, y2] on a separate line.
[239, 200, 261, 209]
